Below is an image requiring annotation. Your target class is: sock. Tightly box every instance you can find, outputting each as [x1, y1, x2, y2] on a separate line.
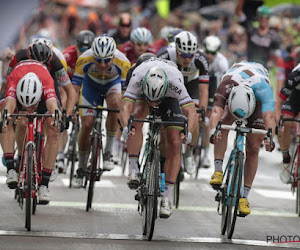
[113, 139, 121, 156]
[40, 168, 52, 187]
[214, 159, 223, 172]
[243, 186, 251, 199]
[4, 153, 14, 172]
[204, 146, 209, 157]
[57, 150, 65, 161]
[128, 154, 139, 172]
[78, 150, 89, 170]
[163, 181, 175, 200]
[184, 145, 193, 157]
[282, 150, 290, 164]
[105, 130, 117, 154]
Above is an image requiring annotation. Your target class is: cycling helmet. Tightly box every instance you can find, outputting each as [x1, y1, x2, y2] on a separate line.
[142, 66, 168, 102]
[175, 31, 198, 54]
[257, 5, 271, 18]
[136, 53, 156, 67]
[16, 72, 43, 107]
[92, 35, 116, 58]
[203, 35, 221, 53]
[160, 26, 175, 39]
[130, 27, 152, 44]
[228, 85, 256, 120]
[29, 43, 52, 64]
[31, 37, 53, 48]
[167, 28, 182, 43]
[76, 30, 95, 52]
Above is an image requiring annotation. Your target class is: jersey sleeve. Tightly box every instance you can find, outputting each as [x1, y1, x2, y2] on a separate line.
[72, 54, 93, 87]
[51, 53, 71, 87]
[5, 73, 18, 100]
[43, 75, 57, 102]
[194, 51, 209, 84]
[279, 69, 300, 101]
[123, 68, 143, 102]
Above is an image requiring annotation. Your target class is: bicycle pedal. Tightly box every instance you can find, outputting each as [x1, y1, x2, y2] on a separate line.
[39, 200, 49, 205]
[237, 213, 247, 217]
[134, 193, 140, 201]
[7, 183, 18, 190]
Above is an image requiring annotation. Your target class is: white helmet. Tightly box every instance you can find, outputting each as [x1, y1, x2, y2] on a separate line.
[228, 85, 256, 120]
[92, 35, 116, 58]
[31, 37, 53, 48]
[203, 35, 221, 53]
[16, 73, 43, 107]
[174, 31, 198, 54]
[142, 66, 168, 102]
[130, 27, 152, 43]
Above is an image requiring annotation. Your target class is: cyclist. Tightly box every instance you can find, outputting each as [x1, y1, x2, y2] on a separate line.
[209, 61, 276, 215]
[201, 35, 229, 168]
[157, 31, 209, 174]
[275, 63, 300, 183]
[2, 60, 59, 204]
[31, 37, 70, 178]
[119, 27, 156, 64]
[72, 35, 130, 187]
[107, 13, 132, 49]
[63, 30, 95, 79]
[120, 57, 197, 218]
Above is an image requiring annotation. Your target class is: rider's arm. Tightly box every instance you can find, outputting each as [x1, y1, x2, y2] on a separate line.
[45, 99, 59, 115]
[182, 104, 197, 134]
[62, 83, 76, 117]
[120, 98, 135, 128]
[198, 84, 209, 112]
[3, 98, 16, 114]
[209, 106, 224, 132]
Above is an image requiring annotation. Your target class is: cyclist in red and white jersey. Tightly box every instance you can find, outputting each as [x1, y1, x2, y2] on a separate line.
[119, 27, 156, 64]
[2, 60, 60, 204]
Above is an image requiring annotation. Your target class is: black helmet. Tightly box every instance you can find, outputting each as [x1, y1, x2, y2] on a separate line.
[76, 30, 95, 52]
[136, 52, 156, 67]
[28, 43, 52, 64]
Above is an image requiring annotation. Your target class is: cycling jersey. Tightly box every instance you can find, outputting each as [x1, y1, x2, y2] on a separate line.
[119, 41, 156, 64]
[157, 47, 209, 85]
[279, 63, 300, 106]
[7, 48, 71, 87]
[6, 60, 56, 103]
[72, 48, 130, 88]
[53, 46, 68, 71]
[63, 44, 78, 79]
[124, 57, 194, 109]
[107, 29, 131, 48]
[214, 61, 274, 113]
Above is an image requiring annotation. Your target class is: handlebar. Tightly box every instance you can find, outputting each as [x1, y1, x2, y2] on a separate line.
[76, 104, 119, 113]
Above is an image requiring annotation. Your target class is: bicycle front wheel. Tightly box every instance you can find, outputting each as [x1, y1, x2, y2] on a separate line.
[86, 136, 101, 212]
[173, 167, 182, 209]
[25, 144, 34, 231]
[144, 150, 159, 241]
[69, 122, 79, 188]
[227, 151, 243, 239]
[194, 126, 205, 179]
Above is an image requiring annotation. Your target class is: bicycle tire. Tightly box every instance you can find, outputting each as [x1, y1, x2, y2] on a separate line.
[227, 151, 243, 239]
[296, 147, 300, 217]
[25, 144, 34, 231]
[144, 150, 159, 241]
[173, 167, 182, 209]
[86, 135, 100, 212]
[221, 162, 233, 235]
[121, 143, 128, 175]
[69, 122, 78, 188]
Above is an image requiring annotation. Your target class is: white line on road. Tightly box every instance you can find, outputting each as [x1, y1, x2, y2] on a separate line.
[48, 201, 298, 217]
[255, 189, 296, 200]
[0, 230, 298, 248]
[61, 178, 116, 188]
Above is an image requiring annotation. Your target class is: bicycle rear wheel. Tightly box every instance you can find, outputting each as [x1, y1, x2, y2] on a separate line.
[25, 144, 34, 231]
[227, 152, 243, 239]
[86, 136, 101, 212]
[143, 150, 159, 241]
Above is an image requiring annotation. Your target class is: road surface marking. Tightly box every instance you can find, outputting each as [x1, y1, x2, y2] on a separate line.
[0, 230, 298, 248]
[255, 189, 295, 200]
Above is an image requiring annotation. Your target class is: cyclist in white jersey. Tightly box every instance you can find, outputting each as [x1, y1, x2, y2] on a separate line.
[157, 31, 209, 175]
[120, 57, 197, 218]
[209, 61, 276, 215]
[201, 35, 229, 168]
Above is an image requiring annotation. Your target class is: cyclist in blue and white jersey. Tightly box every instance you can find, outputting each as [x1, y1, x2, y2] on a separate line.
[209, 61, 276, 215]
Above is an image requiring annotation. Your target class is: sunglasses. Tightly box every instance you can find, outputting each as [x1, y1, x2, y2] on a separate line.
[95, 57, 113, 63]
[135, 42, 148, 47]
[179, 53, 194, 59]
[120, 24, 131, 27]
[79, 47, 88, 53]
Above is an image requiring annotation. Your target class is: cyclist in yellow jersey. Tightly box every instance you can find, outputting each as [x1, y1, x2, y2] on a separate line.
[72, 35, 131, 187]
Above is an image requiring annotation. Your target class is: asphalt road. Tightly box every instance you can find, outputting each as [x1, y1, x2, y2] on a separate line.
[0, 132, 300, 249]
